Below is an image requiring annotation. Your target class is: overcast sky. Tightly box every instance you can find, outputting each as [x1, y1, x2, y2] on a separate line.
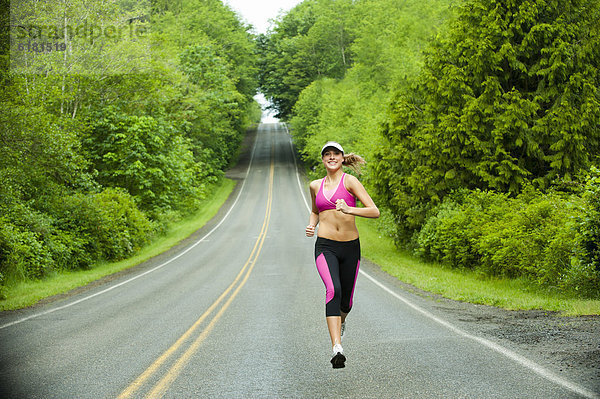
[224, 0, 303, 34]
[225, 0, 304, 122]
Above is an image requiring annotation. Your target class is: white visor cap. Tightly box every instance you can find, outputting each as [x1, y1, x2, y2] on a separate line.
[321, 141, 344, 156]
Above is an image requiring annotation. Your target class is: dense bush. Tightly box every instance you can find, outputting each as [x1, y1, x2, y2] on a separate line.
[415, 179, 599, 296]
[0, 216, 54, 281]
[84, 108, 206, 214]
[55, 189, 154, 262]
[415, 189, 508, 269]
[568, 166, 600, 295]
[579, 167, 600, 271]
[0, 189, 154, 288]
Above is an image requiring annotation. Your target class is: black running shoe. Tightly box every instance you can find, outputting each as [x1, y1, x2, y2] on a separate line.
[330, 344, 346, 369]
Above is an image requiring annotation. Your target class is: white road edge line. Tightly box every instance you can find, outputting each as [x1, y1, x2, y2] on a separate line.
[284, 122, 599, 399]
[0, 127, 262, 331]
[360, 272, 599, 399]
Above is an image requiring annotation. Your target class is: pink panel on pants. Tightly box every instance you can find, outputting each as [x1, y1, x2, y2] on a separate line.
[315, 253, 335, 303]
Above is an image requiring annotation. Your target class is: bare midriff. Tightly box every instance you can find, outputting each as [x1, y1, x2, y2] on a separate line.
[317, 209, 359, 241]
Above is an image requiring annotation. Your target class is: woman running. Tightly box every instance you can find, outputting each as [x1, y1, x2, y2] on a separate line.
[305, 141, 379, 368]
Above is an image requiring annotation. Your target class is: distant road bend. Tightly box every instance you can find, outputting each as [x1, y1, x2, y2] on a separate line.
[0, 123, 597, 398]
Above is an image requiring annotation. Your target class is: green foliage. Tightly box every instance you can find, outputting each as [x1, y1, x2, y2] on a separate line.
[415, 190, 506, 269]
[357, 216, 600, 315]
[55, 189, 154, 262]
[289, 79, 328, 155]
[0, 215, 54, 282]
[287, 0, 455, 182]
[575, 166, 600, 292]
[0, 0, 259, 294]
[177, 0, 258, 99]
[0, 189, 153, 286]
[0, 104, 93, 201]
[84, 107, 206, 213]
[349, 0, 455, 91]
[258, 0, 356, 119]
[179, 43, 232, 91]
[415, 186, 599, 296]
[178, 42, 247, 171]
[374, 0, 600, 240]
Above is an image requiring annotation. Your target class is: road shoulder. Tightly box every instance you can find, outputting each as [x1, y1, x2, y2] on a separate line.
[359, 259, 600, 395]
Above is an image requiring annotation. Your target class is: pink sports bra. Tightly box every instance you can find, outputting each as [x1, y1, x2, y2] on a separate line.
[315, 173, 356, 212]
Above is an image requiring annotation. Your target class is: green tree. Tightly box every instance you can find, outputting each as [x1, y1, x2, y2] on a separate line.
[0, 0, 260, 292]
[373, 0, 600, 240]
[83, 107, 204, 213]
[258, 0, 355, 119]
[178, 41, 247, 170]
[288, 0, 455, 181]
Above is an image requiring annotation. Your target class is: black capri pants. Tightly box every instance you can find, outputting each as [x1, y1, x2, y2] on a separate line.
[314, 237, 361, 317]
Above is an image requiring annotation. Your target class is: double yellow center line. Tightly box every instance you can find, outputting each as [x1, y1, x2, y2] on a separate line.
[118, 147, 275, 399]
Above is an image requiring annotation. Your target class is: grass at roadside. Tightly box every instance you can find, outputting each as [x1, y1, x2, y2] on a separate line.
[356, 217, 600, 316]
[0, 178, 236, 312]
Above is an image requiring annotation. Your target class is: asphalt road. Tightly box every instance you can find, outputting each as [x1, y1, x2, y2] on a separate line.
[0, 123, 598, 398]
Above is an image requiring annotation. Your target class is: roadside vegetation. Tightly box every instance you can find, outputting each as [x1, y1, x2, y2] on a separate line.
[357, 217, 600, 316]
[260, 0, 600, 301]
[0, 0, 260, 300]
[0, 179, 235, 311]
[2, 0, 598, 312]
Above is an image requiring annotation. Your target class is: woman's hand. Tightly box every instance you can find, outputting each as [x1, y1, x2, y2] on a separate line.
[335, 199, 351, 214]
[306, 224, 316, 237]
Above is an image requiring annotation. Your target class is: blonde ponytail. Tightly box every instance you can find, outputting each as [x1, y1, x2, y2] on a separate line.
[343, 153, 366, 174]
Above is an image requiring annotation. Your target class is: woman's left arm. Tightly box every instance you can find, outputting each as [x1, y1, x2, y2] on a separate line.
[337, 175, 380, 219]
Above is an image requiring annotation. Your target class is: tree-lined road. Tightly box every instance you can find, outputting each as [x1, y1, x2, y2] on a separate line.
[0, 123, 597, 398]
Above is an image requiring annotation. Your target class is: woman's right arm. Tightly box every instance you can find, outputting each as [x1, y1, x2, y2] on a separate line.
[306, 180, 320, 237]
